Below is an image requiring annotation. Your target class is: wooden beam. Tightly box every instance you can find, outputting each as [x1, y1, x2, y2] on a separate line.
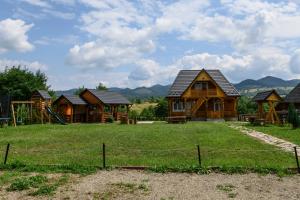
[11, 104, 16, 127]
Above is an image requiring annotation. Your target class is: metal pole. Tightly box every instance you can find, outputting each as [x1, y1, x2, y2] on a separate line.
[4, 143, 10, 164]
[197, 145, 201, 167]
[103, 143, 106, 169]
[294, 146, 300, 173]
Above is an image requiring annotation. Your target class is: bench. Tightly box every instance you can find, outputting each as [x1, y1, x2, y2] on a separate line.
[167, 116, 187, 124]
[0, 118, 10, 128]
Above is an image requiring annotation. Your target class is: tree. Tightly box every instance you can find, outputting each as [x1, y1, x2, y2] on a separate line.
[287, 104, 300, 129]
[74, 86, 85, 96]
[155, 98, 168, 119]
[96, 82, 107, 91]
[0, 66, 50, 100]
[237, 96, 257, 114]
[140, 106, 155, 120]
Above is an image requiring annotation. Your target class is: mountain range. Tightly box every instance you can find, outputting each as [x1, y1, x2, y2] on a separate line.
[56, 76, 300, 100]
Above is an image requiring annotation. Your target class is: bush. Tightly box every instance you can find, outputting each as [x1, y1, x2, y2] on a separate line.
[287, 104, 300, 129]
[106, 116, 114, 123]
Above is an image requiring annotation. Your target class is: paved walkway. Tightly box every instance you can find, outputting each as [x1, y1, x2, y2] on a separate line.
[229, 124, 300, 155]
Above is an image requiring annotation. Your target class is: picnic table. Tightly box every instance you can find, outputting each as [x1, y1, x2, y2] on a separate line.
[0, 118, 10, 128]
[167, 116, 187, 124]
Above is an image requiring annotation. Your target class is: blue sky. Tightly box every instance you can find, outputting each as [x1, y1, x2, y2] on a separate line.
[1, 0, 300, 90]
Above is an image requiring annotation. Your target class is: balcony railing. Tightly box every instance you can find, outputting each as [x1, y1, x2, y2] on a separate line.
[190, 89, 217, 97]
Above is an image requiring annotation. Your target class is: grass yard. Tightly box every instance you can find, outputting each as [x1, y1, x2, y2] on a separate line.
[0, 122, 296, 171]
[247, 124, 300, 146]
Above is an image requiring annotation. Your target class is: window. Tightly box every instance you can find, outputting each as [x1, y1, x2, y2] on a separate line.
[173, 100, 185, 112]
[104, 105, 111, 112]
[213, 100, 222, 111]
[193, 81, 208, 90]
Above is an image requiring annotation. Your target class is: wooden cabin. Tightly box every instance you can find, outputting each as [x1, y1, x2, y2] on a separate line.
[80, 89, 131, 123]
[253, 90, 282, 124]
[53, 95, 87, 123]
[277, 83, 300, 111]
[167, 69, 240, 121]
[31, 90, 52, 123]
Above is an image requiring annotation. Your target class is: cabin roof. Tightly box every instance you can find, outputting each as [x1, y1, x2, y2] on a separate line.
[34, 90, 51, 100]
[167, 69, 240, 97]
[252, 90, 281, 101]
[82, 89, 131, 105]
[54, 95, 87, 105]
[285, 83, 300, 103]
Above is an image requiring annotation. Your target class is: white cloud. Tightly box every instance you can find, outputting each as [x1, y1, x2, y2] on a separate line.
[42, 9, 75, 20]
[290, 49, 300, 74]
[66, 41, 142, 69]
[0, 59, 47, 71]
[0, 18, 34, 53]
[22, 0, 51, 8]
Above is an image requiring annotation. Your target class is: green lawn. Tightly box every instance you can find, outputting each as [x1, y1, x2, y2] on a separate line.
[247, 124, 300, 146]
[0, 122, 296, 170]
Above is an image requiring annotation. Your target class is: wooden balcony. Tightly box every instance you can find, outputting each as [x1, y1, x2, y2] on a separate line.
[190, 89, 217, 97]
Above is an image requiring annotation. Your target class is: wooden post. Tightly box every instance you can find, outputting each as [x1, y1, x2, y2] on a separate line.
[102, 143, 106, 169]
[11, 104, 16, 127]
[4, 143, 10, 164]
[294, 146, 300, 173]
[197, 145, 201, 167]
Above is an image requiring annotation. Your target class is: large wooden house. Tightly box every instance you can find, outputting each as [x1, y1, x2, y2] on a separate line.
[167, 69, 240, 121]
[80, 89, 131, 123]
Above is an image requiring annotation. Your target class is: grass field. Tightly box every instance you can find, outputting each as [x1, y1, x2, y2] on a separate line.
[0, 122, 296, 172]
[248, 124, 300, 146]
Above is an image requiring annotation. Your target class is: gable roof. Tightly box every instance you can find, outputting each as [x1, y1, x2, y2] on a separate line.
[252, 90, 281, 101]
[285, 83, 300, 103]
[167, 69, 240, 97]
[53, 95, 87, 105]
[82, 89, 131, 105]
[34, 90, 51, 100]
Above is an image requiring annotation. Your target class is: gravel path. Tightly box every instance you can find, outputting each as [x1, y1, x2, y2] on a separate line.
[54, 170, 300, 200]
[229, 124, 300, 154]
[1, 170, 300, 199]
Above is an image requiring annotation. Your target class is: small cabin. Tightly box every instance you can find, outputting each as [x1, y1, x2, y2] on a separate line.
[53, 95, 87, 123]
[31, 90, 52, 123]
[277, 83, 300, 111]
[253, 90, 282, 124]
[167, 69, 240, 121]
[80, 89, 131, 123]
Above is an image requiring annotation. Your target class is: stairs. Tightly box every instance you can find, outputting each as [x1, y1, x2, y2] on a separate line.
[191, 97, 207, 115]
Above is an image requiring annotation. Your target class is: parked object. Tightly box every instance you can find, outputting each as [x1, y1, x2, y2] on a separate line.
[166, 69, 240, 121]
[253, 90, 282, 124]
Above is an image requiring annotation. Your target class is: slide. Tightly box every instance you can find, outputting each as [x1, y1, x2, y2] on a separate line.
[45, 106, 66, 125]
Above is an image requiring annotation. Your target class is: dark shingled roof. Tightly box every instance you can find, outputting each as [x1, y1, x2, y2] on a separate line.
[36, 90, 51, 100]
[167, 69, 240, 97]
[285, 83, 300, 103]
[85, 89, 131, 105]
[64, 95, 87, 105]
[252, 90, 281, 101]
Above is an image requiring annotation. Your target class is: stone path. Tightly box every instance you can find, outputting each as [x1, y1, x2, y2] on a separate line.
[229, 124, 300, 155]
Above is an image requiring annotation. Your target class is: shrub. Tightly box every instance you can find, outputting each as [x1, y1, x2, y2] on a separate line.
[106, 116, 114, 123]
[287, 104, 300, 129]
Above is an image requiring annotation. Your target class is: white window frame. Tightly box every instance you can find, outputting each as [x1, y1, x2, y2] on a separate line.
[173, 100, 185, 112]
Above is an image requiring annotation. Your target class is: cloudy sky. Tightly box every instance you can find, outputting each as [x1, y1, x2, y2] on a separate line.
[1, 0, 300, 90]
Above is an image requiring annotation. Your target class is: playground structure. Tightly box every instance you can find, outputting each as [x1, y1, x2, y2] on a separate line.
[252, 90, 282, 124]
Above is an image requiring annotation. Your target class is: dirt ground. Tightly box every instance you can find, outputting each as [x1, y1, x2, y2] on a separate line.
[2, 170, 300, 200]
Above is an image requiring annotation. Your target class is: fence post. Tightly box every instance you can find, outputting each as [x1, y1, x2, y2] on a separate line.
[102, 143, 106, 169]
[197, 144, 201, 167]
[4, 143, 10, 164]
[294, 146, 300, 173]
